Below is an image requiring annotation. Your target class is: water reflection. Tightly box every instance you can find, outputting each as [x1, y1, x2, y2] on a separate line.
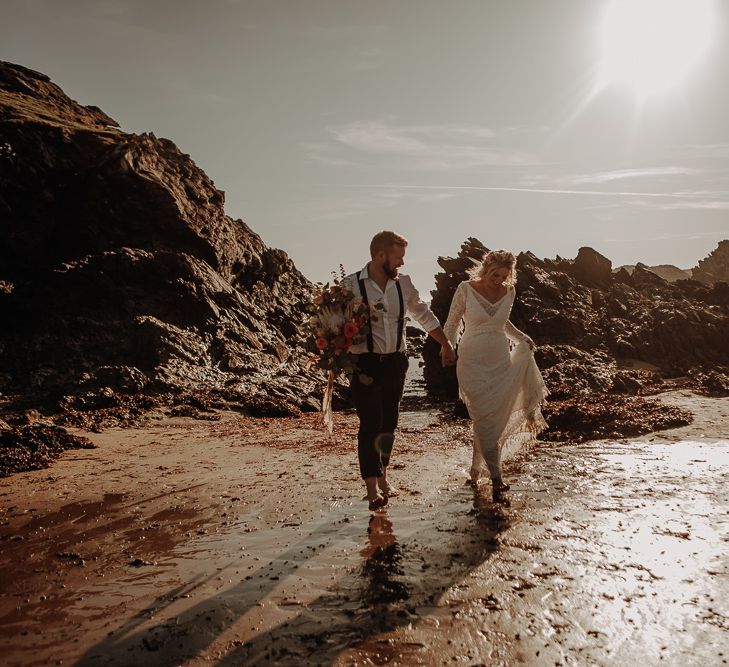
[360, 514, 408, 605]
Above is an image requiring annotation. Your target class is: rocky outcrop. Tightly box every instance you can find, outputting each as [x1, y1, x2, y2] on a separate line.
[568, 247, 612, 288]
[692, 239, 729, 285]
[0, 61, 320, 417]
[615, 264, 692, 283]
[423, 237, 487, 396]
[0, 418, 96, 478]
[424, 238, 729, 438]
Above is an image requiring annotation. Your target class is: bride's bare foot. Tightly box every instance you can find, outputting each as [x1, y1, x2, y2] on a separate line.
[380, 482, 398, 497]
[492, 479, 510, 505]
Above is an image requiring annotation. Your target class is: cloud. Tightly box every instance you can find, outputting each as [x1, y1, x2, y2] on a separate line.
[307, 120, 537, 170]
[679, 143, 729, 159]
[633, 199, 729, 211]
[570, 166, 702, 185]
[337, 183, 729, 201]
[301, 143, 360, 168]
[292, 186, 457, 225]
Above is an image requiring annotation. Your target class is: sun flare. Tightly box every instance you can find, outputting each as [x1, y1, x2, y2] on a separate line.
[598, 0, 714, 96]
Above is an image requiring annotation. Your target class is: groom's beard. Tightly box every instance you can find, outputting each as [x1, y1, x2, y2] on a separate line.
[384, 261, 399, 279]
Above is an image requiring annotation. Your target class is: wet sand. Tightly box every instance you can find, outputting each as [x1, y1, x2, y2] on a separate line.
[0, 389, 727, 666]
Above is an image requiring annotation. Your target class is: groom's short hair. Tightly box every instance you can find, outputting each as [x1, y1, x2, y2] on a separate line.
[370, 230, 408, 258]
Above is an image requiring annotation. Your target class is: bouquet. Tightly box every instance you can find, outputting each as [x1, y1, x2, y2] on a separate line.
[305, 268, 379, 432]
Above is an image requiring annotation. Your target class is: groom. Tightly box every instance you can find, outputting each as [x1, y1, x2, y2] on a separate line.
[343, 231, 456, 510]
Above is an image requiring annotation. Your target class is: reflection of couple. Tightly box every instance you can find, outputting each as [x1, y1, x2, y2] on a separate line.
[342, 230, 548, 510]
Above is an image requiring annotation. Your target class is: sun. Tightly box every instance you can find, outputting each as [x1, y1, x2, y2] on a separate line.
[598, 0, 714, 96]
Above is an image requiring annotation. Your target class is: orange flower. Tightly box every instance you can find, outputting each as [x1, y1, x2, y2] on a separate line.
[315, 337, 328, 349]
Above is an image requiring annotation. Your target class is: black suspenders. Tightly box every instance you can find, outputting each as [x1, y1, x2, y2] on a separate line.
[395, 281, 404, 352]
[356, 270, 374, 353]
[356, 270, 404, 353]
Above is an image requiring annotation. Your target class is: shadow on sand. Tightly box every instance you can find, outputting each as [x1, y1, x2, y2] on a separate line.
[74, 481, 512, 666]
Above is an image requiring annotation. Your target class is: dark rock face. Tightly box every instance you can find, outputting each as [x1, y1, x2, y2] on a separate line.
[541, 395, 692, 443]
[692, 239, 729, 285]
[423, 237, 487, 396]
[0, 61, 319, 416]
[424, 238, 729, 440]
[567, 246, 612, 288]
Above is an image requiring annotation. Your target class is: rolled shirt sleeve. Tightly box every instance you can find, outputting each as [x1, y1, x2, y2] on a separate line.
[401, 274, 440, 332]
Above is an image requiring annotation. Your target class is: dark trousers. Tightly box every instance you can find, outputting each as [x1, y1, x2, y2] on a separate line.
[351, 352, 409, 480]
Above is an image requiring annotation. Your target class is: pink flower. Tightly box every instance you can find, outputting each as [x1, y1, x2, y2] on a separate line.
[343, 322, 358, 338]
[315, 337, 328, 350]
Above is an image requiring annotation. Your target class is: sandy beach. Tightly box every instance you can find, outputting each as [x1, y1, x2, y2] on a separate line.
[0, 389, 727, 666]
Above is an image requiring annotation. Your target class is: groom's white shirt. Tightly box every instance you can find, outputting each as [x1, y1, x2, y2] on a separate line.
[343, 264, 440, 354]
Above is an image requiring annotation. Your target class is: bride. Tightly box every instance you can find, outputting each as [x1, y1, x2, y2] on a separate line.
[440, 250, 548, 503]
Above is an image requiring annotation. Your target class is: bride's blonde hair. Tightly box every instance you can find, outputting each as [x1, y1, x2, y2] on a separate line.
[472, 250, 517, 286]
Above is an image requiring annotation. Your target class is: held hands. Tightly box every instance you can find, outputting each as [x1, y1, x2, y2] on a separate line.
[440, 343, 457, 367]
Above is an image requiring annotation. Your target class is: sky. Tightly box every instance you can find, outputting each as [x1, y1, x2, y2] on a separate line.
[3, 0, 729, 292]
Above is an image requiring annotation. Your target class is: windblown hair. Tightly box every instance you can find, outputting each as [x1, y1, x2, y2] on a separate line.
[370, 230, 409, 258]
[472, 249, 517, 286]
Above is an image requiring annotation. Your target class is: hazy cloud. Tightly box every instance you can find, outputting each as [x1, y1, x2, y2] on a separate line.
[680, 143, 729, 159]
[632, 199, 729, 211]
[570, 166, 702, 184]
[295, 185, 457, 224]
[301, 143, 360, 168]
[337, 183, 729, 201]
[308, 120, 537, 170]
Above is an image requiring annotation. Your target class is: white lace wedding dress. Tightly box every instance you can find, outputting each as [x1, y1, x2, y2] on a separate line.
[443, 281, 548, 481]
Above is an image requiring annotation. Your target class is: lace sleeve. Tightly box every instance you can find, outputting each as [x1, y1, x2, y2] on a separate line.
[504, 319, 527, 343]
[443, 282, 467, 347]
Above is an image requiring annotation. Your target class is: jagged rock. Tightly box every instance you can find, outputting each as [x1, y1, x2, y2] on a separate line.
[692, 239, 729, 285]
[568, 247, 612, 288]
[405, 325, 426, 358]
[613, 267, 634, 286]
[541, 395, 692, 443]
[428, 237, 729, 383]
[0, 60, 324, 416]
[424, 237, 729, 440]
[77, 366, 148, 394]
[615, 264, 692, 282]
[423, 238, 488, 396]
[631, 263, 669, 292]
[687, 367, 729, 397]
[0, 423, 96, 477]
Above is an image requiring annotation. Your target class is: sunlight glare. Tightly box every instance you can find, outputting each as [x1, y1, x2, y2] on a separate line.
[599, 0, 714, 96]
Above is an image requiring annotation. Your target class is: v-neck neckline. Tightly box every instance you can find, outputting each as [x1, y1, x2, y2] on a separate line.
[467, 281, 509, 307]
